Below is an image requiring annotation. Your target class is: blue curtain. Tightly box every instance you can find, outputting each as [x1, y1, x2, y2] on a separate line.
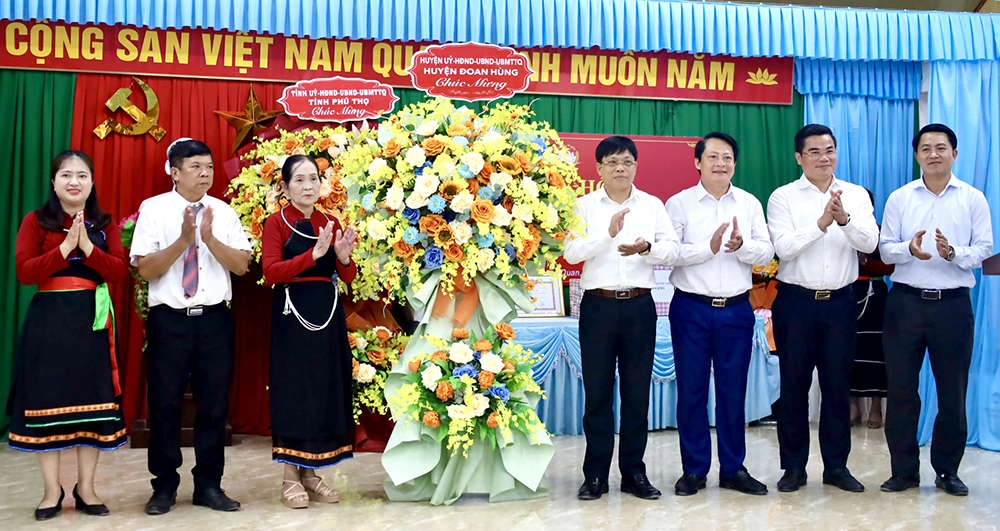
[921, 61, 1000, 451]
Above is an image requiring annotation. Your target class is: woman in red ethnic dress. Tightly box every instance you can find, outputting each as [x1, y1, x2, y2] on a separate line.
[261, 155, 358, 509]
[8, 151, 127, 520]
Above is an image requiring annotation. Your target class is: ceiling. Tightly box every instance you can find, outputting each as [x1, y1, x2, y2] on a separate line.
[684, 1, 990, 13]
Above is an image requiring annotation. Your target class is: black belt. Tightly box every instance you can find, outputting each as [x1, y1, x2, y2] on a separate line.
[675, 289, 749, 308]
[895, 283, 970, 301]
[158, 302, 227, 316]
[779, 283, 852, 301]
[586, 288, 651, 300]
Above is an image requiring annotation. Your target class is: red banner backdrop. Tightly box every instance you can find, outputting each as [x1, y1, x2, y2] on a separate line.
[3, 19, 794, 105]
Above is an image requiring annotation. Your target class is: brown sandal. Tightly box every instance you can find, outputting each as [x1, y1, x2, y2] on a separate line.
[301, 475, 339, 503]
[281, 480, 309, 509]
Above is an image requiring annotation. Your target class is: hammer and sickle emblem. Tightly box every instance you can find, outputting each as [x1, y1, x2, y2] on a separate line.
[93, 77, 167, 141]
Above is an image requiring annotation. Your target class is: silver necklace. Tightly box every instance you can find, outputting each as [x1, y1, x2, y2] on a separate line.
[280, 207, 331, 241]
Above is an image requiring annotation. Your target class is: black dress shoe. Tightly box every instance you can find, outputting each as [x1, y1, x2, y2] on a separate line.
[72, 484, 109, 516]
[34, 488, 65, 521]
[621, 473, 661, 500]
[720, 470, 768, 495]
[193, 487, 241, 511]
[145, 490, 176, 515]
[880, 475, 920, 492]
[823, 468, 865, 492]
[577, 478, 609, 500]
[674, 474, 707, 496]
[777, 469, 807, 492]
[935, 474, 969, 496]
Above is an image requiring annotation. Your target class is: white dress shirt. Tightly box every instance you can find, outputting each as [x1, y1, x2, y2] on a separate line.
[564, 185, 680, 290]
[879, 174, 993, 289]
[666, 181, 774, 298]
[767, 175, 879, 290]
[130, 190, 252, 309]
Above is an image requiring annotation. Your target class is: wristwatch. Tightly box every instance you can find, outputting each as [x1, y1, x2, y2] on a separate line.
[947, 245, 956, 262]
[639, 241, 652, 256]
[837, 214, 851, 227]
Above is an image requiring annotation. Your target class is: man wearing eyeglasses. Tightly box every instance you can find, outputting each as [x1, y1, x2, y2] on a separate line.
[766, 124, 879, 493]
[665, 132, 774, 497]
[564, 135, 680, 501]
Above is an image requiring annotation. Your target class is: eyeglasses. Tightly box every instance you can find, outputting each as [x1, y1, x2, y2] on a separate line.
[801, 148, 837, 159]
[600, 160, 636, 169]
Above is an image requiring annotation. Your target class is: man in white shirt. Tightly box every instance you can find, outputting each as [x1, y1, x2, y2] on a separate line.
[665, 132, 774, 497]
[564, 136, 680, 501]
[767, 124, 878, 493]
[130, 139, 252, 515]
[879, 124, 993, 496]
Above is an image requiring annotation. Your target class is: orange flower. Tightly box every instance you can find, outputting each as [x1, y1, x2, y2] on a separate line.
[419, 214, 447, 236]
[494, 156, 522, 176]
[242, 189, 254, 202]
[512, 150, 533, 174]
[327, 180, 348, 207]
[443, 243, 465, 263]
[282, 137, 302, 154]
[524, 280, 536, 291]
[478, 370, 495, 389]
[316, 157, 330, 173]
[250, 221, 264, 240]
[446, 123, 469, 137]
[367, 347, 387, 367]
[433, 225, 455, 247]
[501, 195, 514, 213]
[553, 231, 566, 242]
[438, 179, 465, 201]
[547, 170, 566, 188]
[494, 323, 516, 340]
[349, 335, 358, 349]
[422, 137, 446, 156]
[382, 137, 403, 158]
[436, 381, 454, 401]
[503, 360, 516, 373]
[431, 350, 449, 362]
[477, 162, 494, 184]
[423, 411, 440, 428]
[352, 358, 360, 376]
[259, 160, 279, 183]
[375, 327, 392, 343]
[487, 411, 500, 428]
[252, 206, 268, 223]
[316, 138, 334, 151]
[517, 238, 540, 262]
[474, 339, 493, 352]
[393, 240, 415, 264]
[452, 328, 470, 339]
[408, 359, 421, 372]
[470, 200, 495, 224]
[465, 178, 480, 196]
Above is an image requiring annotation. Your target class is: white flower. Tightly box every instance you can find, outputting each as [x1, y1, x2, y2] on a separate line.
[421, 364, 443, 391]
[385, 185, 405, 210]
[331, 133, 348, 146]
[318, 180, 332, 199]
[404, 146, 427, 167]
[405, 192, 430, 209]
[326, 146, 342, 159]
[449, 343, 474, 364]
[480, 352, 505, 373]
[367, 219, 389, 241]
[355, 336, 369, 350]
[511, 204, 534, 223]
[355, 363, 376, 383]
[520, 177, 540, 198]
[324, 167, 336, 180]
[470, 394, 490, 417]
[450, 190, 475, 212]
[416, 119, 440, 137]
[476, 248, 496, 272]
[373, 326, 391, 337]
[490, 171, 512, 189]
[368, 157, 389, 176]
[460, 152, 485, 174]
[449, 221, 473, 245]
[542, 204, 560, 229]
[491, 206, 512, 227]
[482, 131, 503, 143]
[414, 173, 441, 197]
[446, 404, 471, 420]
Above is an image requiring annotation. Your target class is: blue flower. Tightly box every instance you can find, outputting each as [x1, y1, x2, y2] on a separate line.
[362, 193, 376, 210]
[424, 245, 444, 270]
[403, 207, 421, 225]
[452, 363, 479, 379]
[456, 213, 471, 223]
[489, 383, 511, 405]
[476, 232, 495, 248]
[531, 138, 547, 153]
[504, 244, 516, 262]
[427, 194, 446, 214]
[453, 136, 469, 147]
[414, 165, 424, 176]
[403, 227, 419, 245]
[457, 164, 473, 179]
[477, 187, 492, 200]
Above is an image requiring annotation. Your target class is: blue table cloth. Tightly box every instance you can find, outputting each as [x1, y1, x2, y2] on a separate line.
[513, 316, 780, 436]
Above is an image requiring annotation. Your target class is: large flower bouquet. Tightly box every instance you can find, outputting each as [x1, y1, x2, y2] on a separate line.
[350, 325, 409, 421]
[226, 125, 376, 260]
[388, 323, 547, 457]
[338, 98, 584, 303]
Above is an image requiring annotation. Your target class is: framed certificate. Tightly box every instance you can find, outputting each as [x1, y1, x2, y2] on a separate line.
[516, 275, 565, 317]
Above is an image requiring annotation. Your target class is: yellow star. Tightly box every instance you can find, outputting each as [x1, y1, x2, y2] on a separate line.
[214, 85, 284, 153]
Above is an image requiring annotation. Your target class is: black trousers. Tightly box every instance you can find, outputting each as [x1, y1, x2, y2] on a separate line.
[882, 285, 973, 479]
[772, 284, 857, 471]
[579, 291, 656, 480]
[146, 304, 235, 493]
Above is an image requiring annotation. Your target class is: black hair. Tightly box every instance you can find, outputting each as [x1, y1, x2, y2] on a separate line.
[34, 150, 112, 232]
[794, 124, 837, 153]
[595, 136, 638, 163]
[694, 132, 739, 163]
[280, 155, 321, 183]
[168, 139, 213, 170]
[912, 123, 958, 152]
